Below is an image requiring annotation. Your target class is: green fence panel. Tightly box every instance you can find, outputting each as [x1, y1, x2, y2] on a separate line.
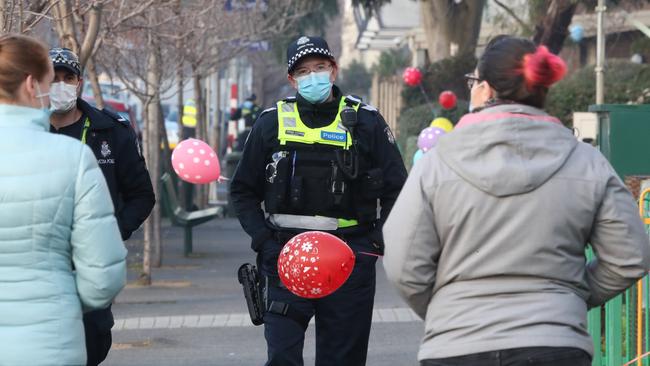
[588, 104, 650, 366]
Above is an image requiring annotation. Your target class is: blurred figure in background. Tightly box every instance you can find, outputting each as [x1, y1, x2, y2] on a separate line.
[232, 94, 262, 151]
[0, 34, 127, 366]
[384, 35, 650, 366]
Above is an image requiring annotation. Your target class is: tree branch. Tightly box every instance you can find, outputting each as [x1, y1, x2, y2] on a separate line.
[79, 2, 102, 67]
[493, 0, 533, 34]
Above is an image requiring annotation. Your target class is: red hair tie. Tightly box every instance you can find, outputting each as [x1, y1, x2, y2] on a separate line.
[522, 45, 567, 90]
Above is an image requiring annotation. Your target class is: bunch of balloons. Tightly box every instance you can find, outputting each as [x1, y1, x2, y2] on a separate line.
[413, 117, 454, 165]
[171, 138, 221, 184]
[278, 231, 355, 299]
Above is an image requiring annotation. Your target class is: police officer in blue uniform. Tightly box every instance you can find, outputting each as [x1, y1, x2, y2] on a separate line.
[231, 36, 407, 366]
[48, 48, 155, 366]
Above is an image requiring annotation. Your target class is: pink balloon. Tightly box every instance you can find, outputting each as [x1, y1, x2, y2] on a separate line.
[417, 127, 446, 152]
[277, 231, 355, 299]
[171, 138, 221, 184]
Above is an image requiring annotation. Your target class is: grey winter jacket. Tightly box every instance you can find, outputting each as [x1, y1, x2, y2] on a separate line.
[383, 104, 650, 360]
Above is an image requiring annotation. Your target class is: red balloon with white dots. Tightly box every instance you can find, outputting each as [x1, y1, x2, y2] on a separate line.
[277, 231, 356, 299]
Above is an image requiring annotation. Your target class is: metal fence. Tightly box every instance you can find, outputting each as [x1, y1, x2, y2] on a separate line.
[589, 188, 650, 366]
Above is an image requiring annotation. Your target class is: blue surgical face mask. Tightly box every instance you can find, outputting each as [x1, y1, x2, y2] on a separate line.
[296, 71, 332, 104]
[243, 100, 253, 109]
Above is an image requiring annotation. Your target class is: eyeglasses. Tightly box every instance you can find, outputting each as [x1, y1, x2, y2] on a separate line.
[293, 63, 333, 78]
[464, 73, 482, 90]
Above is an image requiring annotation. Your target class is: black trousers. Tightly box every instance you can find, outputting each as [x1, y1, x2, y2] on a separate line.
[421, 347, 591, 366]
[260, 234, 378, 366]
[83, 306, 114, 366]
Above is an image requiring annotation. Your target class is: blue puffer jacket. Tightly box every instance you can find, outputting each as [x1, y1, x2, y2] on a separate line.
[0, 105, 127, 366]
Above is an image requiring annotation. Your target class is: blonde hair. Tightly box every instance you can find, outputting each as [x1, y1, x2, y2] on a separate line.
[0, 34, 49, 100]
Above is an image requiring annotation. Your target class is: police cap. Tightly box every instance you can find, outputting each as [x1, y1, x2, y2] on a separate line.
[286, 36, 335, 74]
[49, 48, 81, 76]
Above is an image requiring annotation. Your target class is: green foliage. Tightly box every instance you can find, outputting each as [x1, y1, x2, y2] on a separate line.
[401, 53, 476, 110]
[338, 60, 372, 99]
[372, 47, 410, 78]
[546, 60, 650, 125]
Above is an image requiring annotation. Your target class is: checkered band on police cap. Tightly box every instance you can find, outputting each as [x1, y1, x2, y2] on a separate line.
[287, 36, 335, 73]
[49, 48, 81, 76]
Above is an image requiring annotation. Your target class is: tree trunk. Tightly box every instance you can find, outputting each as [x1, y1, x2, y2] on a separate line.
[192, 69, 208, 208]
[141, 26, 163, 281]
[420, 0, 485, 63]
[210, 72, 220, 154]
[420, 0, 451, 62]
[533, 0, 578, 54]
[0, 0, 6, 32]
[151, 100, 162, 268]
[177, 69, 184, 139]
[451, 0, 485, 56]
[86, 56, 105, 110]
[149, 52, 163, 269]
[78, 2, 101, 68]
[52, 0, 80, 52]
[192, 69, 205, 141]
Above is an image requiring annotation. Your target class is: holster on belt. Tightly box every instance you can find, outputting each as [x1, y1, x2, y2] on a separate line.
[237, 263, 264, 326]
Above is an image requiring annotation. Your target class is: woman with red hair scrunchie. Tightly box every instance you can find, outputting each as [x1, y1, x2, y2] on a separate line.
[383, 35, 650, 366]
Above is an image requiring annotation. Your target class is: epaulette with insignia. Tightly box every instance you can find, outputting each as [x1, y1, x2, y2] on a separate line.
[361, 104, 378, 113]
[344, 95, 362, 106]
[101, 108, 130, 127]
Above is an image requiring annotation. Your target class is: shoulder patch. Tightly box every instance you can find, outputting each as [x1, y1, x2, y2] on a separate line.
[101, 108, 130, 127]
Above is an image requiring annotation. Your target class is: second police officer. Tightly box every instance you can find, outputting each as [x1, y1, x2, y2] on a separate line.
[231, 36, 407, 366]
[48, 48, 155, 366]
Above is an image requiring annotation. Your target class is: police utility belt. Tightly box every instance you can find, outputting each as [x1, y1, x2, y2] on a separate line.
[263, 95, 384, 231]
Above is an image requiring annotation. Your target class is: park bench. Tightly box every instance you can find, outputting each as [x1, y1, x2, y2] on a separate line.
[160, 172, 224, 256]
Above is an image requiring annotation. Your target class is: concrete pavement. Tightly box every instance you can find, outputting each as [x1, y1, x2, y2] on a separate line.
[104, 218, 423, 366]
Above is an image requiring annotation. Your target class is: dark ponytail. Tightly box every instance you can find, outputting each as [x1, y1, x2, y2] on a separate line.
[477, 35, 567, 109]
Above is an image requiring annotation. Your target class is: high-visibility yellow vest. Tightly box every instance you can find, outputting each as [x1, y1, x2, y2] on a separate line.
[275, 96, 362, 228]
[276, 97, 360, 148]
[182, 100, 197, 128]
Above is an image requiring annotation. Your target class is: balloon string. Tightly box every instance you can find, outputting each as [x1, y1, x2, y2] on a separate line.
[418, 83, 437, 119]
[358, 251, 383, 258]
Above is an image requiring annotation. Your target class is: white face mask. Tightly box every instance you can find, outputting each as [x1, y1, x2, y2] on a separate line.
[50, 81, 78, 113]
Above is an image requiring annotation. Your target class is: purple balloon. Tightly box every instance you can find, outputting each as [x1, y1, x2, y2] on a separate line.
[417, 127, 445, 152]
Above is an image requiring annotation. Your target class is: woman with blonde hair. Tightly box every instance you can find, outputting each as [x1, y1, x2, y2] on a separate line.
[0, 34, 127, 365]
[383, 35, 650, 366]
